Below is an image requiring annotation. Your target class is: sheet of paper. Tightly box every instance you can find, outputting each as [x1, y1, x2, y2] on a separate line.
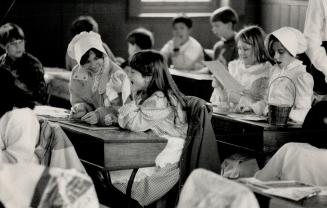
[227, 113, 267, 121]
[34, 105, 70, 119]
[203, 61, 244, 93]
[58, 120, 119, 131]
[239, 178, 321, 201]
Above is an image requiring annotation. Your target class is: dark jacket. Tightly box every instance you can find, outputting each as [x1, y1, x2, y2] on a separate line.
[179, 96, 221, 185]
[0, 52, 47, 104]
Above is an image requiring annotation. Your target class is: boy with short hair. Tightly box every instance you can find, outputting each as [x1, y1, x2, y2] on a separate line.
[0, 23, 47, 104]
[119, 27, 154, 69]
[161, 14, 204, 71]
[210, 6, 239, 66]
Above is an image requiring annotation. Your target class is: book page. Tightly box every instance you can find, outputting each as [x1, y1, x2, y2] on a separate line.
[239, 178, 321, 201]
[203, 61, 244, 93]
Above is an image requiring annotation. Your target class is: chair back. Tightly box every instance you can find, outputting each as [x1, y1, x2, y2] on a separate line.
[35, 119, 86, 172]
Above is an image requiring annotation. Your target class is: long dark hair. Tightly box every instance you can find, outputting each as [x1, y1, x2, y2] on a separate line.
[0, 64, 35, 117]
[129, 50, 185, 108]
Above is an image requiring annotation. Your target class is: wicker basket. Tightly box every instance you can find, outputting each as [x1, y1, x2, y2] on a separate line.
[267, 76, 296, 127]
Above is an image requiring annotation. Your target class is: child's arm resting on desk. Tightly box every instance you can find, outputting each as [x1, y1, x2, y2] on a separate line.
[118, 92, 172, 132]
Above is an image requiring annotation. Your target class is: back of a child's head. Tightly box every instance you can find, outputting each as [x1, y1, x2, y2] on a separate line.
[172, 14, 193, 28]
[0, 23, 24, 48]
[129, 50, 184, 105]
[71, 16, 99, 36]
[210, 6, 239, 25]
[127, 28, 154, 50]
[236, 25, 270, 63]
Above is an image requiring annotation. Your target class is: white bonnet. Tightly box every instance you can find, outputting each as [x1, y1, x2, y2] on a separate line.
[67, 31, 107, 64]
[265, 27, 307, 57]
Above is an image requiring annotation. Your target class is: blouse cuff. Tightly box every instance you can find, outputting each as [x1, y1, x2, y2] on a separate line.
[118, 101, 139, 118]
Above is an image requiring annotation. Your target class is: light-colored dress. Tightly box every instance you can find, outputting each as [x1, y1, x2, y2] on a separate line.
[304, 0, 327, 81]
[111, 91, 188, 206]
[69, 58, 130, 125]
[267, 60, 314, 122]
[210, 60, 271, 114]
[255, 143, 327, 186]
[161, 36, 204, 71]
[0, 108, 40, 164]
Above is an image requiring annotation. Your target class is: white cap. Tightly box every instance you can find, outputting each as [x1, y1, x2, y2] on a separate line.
[67, 31, 107, 64]
[265, 27, 307, 57]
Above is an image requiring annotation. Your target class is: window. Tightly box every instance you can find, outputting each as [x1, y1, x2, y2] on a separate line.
[129, 0, 218, 17]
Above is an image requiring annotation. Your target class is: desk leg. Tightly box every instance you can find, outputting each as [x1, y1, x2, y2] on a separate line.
[127, 169, 139, 208]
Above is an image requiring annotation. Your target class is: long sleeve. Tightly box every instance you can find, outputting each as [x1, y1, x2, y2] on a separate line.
[118, 92, 172, 132]
[304, 0, 327, 82]
[30, 60, 48, 104]
[0, 108, 40, 163]
[289, 73, 314, 122]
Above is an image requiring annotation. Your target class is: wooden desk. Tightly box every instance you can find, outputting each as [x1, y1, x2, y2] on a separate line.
[211, 113, 327, 167]
[59, 123, 167, 171]
[169, 68, 213, 102]
[243, 182, 327, 208]
[44, 67, 71, 107]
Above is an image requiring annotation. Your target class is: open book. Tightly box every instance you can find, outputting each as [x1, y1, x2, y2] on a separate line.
[239, 178, 321, 201]
[203, 61, 244, 93]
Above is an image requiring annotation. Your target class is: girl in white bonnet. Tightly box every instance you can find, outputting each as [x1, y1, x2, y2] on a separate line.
[265, 27, 314, 122]
[68, 31, 130, 125]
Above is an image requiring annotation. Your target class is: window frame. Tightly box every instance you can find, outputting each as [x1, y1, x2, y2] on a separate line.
[129, 0, 218, 18]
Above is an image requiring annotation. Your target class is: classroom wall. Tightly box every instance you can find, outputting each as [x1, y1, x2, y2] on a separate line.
[1, 0, 260, 68]
[260, 0, 308, 33]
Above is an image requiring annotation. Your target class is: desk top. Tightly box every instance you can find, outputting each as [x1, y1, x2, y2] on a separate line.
[59, 123, 167, 143]
[212, 113, 302, 130]
[59, 123, 167, 170]
[244, 182, 327, 208]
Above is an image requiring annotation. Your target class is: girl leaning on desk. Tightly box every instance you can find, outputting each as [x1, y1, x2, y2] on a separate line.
[68, 31, 130, 126]
[110, 50, 188, 206]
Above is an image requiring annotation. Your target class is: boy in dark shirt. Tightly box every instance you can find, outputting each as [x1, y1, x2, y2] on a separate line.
[0, 23, 47, 104]
[210, 6, 239, 66]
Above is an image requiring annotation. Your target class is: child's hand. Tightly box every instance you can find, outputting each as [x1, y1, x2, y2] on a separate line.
[110, 73, 125, 93]
[104, 114, 118, 126]
[236, 96, 254, 113]
[69, 104, 87, 119]
[173, 36, 183, 49]
[81, 111, 99, 125]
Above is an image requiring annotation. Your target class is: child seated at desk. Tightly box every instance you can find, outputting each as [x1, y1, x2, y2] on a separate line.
[0, 23, 47, 104]
[65, 15, 117, 71]
[210, 26, 272, 114]
[161, 14, 204, 72]
[111, 50, 188, 206]
[68, 31, 130, 125]
[0, 64, 40, 164]
[210, 6, 239, 66]
[117, 27, 154, 70]
[263, 27, 314, 122]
